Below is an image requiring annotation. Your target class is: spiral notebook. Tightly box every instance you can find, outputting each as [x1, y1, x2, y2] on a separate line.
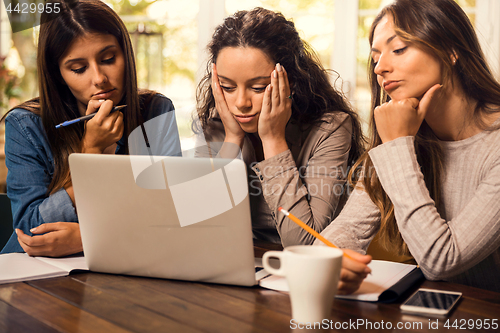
[259, 260, 424, 303]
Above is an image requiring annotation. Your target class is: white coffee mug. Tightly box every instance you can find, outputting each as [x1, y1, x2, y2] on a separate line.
[262, 245, 343, 324]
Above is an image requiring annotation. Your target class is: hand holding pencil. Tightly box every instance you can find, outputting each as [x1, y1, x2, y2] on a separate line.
[278, 207, 372, 295]
[80, 100, 125, 154]
[55, 105, 126, 128]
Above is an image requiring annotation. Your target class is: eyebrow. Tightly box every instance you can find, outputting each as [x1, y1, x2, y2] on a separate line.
[63, 45, 118, 66]
[371, 34, 397, 53]
[218, 75, 271, 83]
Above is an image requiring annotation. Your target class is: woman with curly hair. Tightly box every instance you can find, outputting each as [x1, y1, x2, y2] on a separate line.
[195, 8, 365, 259]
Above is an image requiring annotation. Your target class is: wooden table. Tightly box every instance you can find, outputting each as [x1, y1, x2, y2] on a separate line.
[0, 242, 499, 332]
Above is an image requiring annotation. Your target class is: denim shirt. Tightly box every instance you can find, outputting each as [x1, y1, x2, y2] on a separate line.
[1, 94, 181, 253]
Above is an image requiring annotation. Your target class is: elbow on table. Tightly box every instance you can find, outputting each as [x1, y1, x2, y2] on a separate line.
[420, 269, 449, 281]
[411, 239, 467, 280]
[417, 259, 464, 281]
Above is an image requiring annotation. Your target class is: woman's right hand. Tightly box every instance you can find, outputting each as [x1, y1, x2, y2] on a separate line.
[81, 99, 124, 154]
[337, 249, 372, 295]
[211, 63, 245, 146]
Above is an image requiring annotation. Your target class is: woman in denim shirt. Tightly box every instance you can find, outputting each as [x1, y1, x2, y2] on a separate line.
[1, 0, 181, 257]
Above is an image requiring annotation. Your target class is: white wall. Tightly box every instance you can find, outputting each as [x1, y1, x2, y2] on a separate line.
[476, 0, 500, 80]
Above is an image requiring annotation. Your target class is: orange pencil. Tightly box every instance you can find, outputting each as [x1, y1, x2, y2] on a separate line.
[278, 207, 354, 260]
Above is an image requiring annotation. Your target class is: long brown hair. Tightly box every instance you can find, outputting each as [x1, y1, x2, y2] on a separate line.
[3, 0, 154, 195]
[355, 0, 500, 255]
[196, 7, 364, 167]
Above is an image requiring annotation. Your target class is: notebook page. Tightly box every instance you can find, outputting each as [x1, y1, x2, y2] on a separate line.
[36, 254, 88, 272]
[0, 253, 68, 284]
[337, 260, 417, 301]
[259, 260, 417, 301]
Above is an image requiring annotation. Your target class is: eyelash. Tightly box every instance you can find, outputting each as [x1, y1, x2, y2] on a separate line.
[71, 67, 86, 74]
[372, 46, 408, 65]
[394, 46, 408, 54]
[219, 85, 266, 93]
[70, 55, 116, 74]
[220, 85, 235, 92]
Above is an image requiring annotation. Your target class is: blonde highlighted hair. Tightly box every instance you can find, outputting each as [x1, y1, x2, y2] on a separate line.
[352, 0, 500, 256]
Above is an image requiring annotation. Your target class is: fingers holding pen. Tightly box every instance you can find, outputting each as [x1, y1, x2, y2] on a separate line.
[86, 99, 104, 116]
[108, 110, 124, 138]
[85, 99, 121, 127]
[82, 99, 124, 153]
[337, 249, 372, 295]
[89, 100, 123, 137]
[89, 99, 114, 125]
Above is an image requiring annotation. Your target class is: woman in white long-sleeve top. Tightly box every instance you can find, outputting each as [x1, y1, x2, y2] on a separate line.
[322, 0, 500, 293]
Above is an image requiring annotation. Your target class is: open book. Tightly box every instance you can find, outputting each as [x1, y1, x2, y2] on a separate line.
[0, 253, 88, 284]
[259, 260, 424, 303]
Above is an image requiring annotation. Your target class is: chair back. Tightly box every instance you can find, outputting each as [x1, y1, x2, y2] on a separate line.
[0, 193, 13, 250]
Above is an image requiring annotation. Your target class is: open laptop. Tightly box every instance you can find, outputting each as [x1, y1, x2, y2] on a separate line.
[69, 153, 268, 286]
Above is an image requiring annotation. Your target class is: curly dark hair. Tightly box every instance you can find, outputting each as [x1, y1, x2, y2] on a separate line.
[195, 7, 364, 166]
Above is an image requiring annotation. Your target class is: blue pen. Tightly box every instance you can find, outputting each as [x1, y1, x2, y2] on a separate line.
[55, 105, 127, 129]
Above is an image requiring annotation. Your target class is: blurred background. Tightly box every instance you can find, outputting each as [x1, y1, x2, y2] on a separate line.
[0, 0, 495, 193]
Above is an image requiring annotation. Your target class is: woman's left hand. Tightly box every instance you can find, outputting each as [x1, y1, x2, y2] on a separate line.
[16, 223, 83, 257]
[258, 63, 292, 158]
[374, 84, 442, 143]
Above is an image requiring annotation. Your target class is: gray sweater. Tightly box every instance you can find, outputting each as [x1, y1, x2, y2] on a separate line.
[318, 130, 500, 292]
[196, 112, 353, 247]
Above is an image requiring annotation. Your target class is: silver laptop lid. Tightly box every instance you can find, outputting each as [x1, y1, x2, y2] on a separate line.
[69, 154, 256, 286]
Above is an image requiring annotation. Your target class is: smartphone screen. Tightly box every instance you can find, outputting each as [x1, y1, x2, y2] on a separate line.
[401, 288, 462, 316]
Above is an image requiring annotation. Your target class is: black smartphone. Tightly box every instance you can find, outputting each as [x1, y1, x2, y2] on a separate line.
[400, 288, 462, 316]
